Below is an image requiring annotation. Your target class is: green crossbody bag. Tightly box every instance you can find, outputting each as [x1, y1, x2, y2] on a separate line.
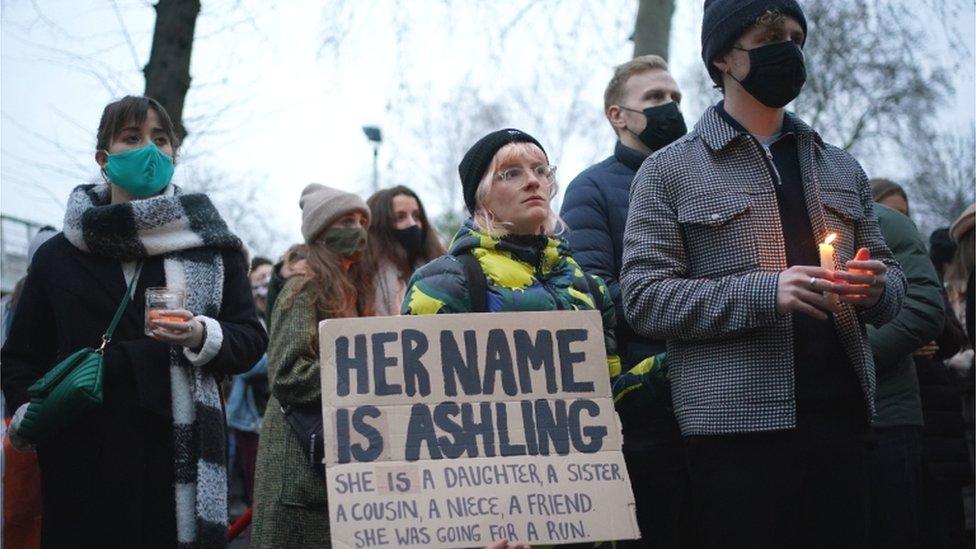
[16, 262, 143, 445]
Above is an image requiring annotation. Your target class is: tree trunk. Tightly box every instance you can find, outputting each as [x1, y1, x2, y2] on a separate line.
[632, 0, 674, 61]
[143, 0, 200, 141]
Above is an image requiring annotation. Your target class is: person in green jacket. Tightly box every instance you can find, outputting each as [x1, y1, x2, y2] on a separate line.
[251, 183, 374, 549]
[866, 182, 946, 549]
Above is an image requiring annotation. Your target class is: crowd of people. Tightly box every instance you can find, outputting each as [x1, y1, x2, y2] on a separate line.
[1, 0, 974, 548]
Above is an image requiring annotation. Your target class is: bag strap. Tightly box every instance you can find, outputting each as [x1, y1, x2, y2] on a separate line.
[99, 261, 144, 352]
[457, 253, 488, 313]
[584, 274, 603, 309]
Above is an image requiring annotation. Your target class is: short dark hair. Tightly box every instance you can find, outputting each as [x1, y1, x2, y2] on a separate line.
[250, 256, 273, 273]
[96, 95, 180, 151]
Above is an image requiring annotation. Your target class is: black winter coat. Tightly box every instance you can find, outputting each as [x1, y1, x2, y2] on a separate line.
[916, 293, 973, 485]
[1, 234, 267, 548]
[561, 141, 666, 367]
[561, 142, 681, 448]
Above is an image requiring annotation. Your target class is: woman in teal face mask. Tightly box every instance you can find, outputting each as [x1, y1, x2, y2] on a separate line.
[1, 95, 268, 547]
[95, 105, 176, 201]
[251, 183, 375, 549]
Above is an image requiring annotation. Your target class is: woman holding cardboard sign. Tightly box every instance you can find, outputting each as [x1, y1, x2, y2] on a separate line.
[251, 183, 375, 549]
[401, 128, 623, 410]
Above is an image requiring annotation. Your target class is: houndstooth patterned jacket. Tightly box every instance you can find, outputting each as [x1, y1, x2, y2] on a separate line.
[620, 106, 906, 436]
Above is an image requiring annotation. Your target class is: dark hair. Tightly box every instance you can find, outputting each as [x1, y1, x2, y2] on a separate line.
[929, 227, 956, 279]
[250, 256, 273, 273]
[366, 185, 446, 280]
[868, 178, 909, 214]
[96, 95, 180, 151]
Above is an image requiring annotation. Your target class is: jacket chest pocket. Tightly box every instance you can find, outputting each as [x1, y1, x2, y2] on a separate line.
[676, 193, 758, 277]
[820, 186, 864, 264]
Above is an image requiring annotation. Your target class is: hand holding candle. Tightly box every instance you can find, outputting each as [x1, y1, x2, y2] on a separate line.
[833, 246, 888, 308]
[777, 236, 885, 318]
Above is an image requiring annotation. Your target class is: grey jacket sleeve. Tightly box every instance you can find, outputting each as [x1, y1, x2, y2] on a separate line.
[620, 159, 781, 341]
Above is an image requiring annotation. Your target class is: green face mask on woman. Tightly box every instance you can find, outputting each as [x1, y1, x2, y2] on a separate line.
[102, 143, 175, 198]
[321, 227, 368, 259]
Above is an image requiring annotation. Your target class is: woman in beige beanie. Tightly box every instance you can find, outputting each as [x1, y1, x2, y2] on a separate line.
[251, 183, 374, 549]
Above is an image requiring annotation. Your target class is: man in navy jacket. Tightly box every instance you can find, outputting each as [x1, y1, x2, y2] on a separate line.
[560, 55, 691, 549]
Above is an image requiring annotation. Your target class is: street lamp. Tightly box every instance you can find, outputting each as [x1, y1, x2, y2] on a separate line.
[362, 125, 383, 193]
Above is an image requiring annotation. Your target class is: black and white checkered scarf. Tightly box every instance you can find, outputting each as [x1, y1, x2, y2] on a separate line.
[64, 183, 242, 548]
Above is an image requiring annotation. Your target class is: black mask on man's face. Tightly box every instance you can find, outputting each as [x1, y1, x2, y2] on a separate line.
[394, 225, 424, 258]
[731, 41, 807, 108]
[621, 101, 687, 153]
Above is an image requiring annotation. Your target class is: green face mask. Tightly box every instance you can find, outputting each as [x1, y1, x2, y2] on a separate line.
[321, 227, 368, 259]
[102, 143, 174, 198]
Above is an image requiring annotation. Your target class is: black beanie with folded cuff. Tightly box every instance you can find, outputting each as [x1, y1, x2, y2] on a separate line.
[701, 0, 807, 85]
[458, 128, 546, 215]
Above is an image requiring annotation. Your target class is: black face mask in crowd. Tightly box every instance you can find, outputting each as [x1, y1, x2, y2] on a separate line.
[394, 225, 424, 258]
[731, 41, 807, 108]
[621, 101, 688, 152]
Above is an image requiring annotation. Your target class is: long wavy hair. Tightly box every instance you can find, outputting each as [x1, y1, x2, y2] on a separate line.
[291, 237, 375, 355]
[302, 243, 374, 317]
[366, 185, 446, 280]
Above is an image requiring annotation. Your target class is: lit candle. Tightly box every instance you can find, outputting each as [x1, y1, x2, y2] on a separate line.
[818, 233, 839, 307]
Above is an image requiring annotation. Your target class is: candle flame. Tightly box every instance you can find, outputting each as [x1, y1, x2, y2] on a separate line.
[823, 233, 837, 246]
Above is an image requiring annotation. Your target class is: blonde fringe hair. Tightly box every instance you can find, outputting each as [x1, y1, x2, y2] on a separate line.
[472, 142, 566, 237]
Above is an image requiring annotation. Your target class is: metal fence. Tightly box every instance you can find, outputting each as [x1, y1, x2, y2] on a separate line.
[1, 215, 54, 294]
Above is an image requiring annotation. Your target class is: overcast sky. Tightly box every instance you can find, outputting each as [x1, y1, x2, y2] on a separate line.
[2, 0, 973, 255]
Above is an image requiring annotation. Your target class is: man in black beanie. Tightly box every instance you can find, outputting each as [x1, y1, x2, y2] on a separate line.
[620, 1, 907, 547]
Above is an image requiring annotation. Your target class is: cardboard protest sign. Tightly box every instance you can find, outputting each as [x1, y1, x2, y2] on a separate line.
[319, 310, 640, 548]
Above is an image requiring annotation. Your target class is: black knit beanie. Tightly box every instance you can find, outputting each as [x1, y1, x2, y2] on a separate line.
[701, 0, 807, 85]
[458, 128, 546, 214]
[929, 228, 957, 266]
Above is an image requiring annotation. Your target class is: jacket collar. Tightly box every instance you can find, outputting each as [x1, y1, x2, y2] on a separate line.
[698, 100, 822, 151]
[614, 140, 646, 172]
[450, 219, 566, 273]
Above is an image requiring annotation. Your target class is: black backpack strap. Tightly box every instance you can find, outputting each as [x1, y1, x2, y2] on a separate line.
[457, 253, 488, 313]
[584, 274, 603, 309]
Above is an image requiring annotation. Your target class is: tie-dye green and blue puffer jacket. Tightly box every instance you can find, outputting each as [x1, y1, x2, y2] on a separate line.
[401, 220, 623, 380]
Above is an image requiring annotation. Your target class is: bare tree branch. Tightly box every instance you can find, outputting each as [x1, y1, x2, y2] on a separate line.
[110, 0, 144, 72]
[792, 0, 951, 157]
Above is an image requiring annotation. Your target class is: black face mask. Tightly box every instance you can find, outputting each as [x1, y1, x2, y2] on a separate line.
[622, 101, 687, 152]
[394, 225, 424, 258]
[731, 41, 807, 108]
